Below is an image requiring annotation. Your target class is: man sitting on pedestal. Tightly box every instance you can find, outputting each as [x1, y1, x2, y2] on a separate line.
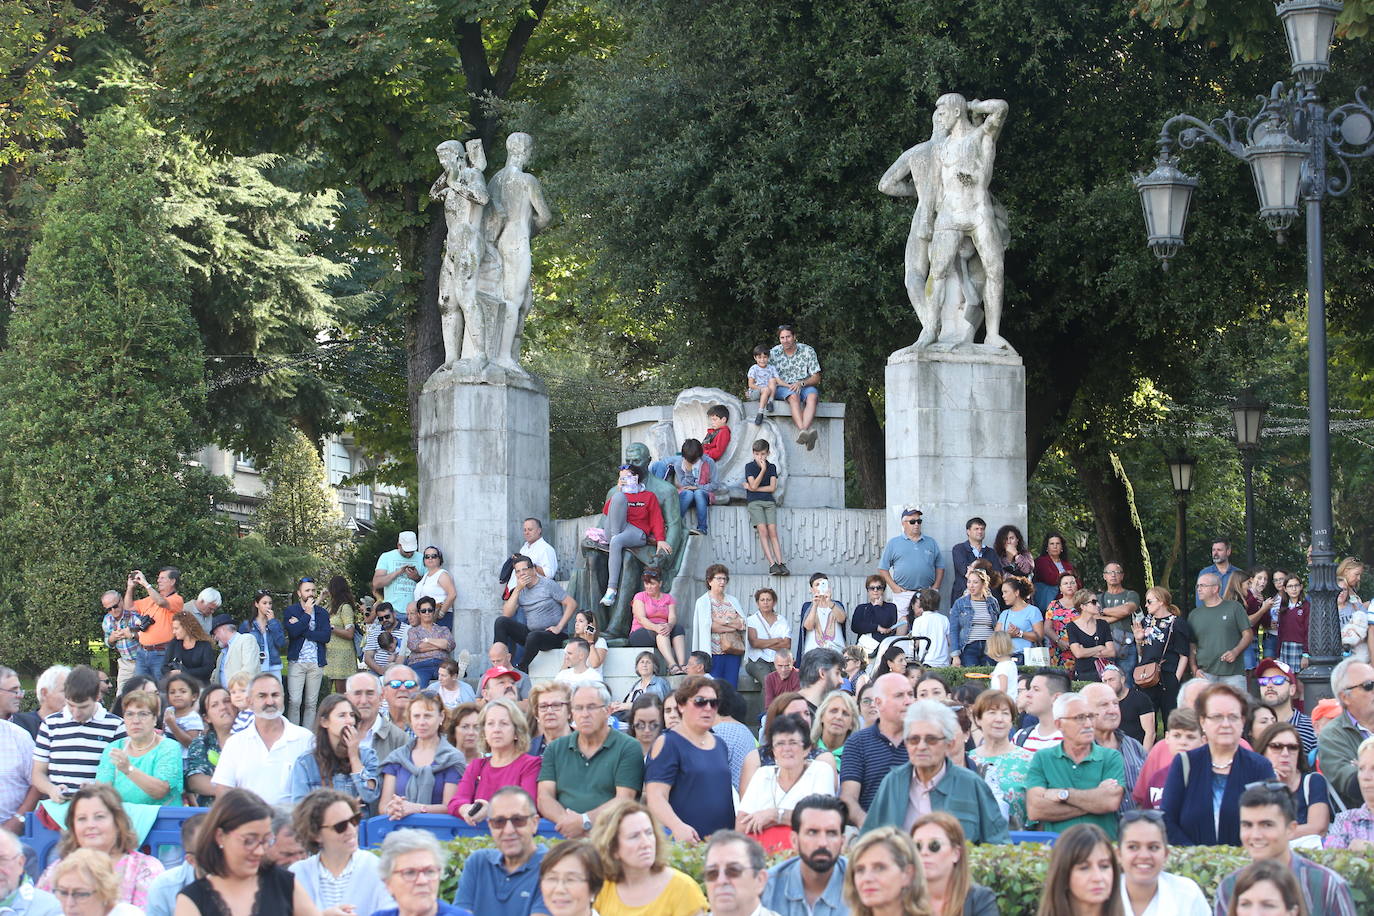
[495, 556, 576, 672]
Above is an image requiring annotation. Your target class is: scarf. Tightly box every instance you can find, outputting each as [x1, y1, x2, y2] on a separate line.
[384, 737, 465, 804]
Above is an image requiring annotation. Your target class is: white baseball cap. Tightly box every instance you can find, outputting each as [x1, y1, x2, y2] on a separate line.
[398, 531, 419, 551]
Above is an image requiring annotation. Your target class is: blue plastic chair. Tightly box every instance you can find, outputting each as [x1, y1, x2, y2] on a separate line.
[1010, 830, 1059, 846]
[361, 814, 562, 849]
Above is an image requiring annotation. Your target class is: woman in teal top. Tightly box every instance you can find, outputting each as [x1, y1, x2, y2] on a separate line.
[812, 690, 859, 768]
[96, 688, 183, 806]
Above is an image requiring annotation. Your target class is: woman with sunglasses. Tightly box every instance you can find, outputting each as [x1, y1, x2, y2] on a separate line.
[1116, 809, 1209, 916]
[405, 596, 455, 688]
[1254, 722, 1330, 839]
[175, 788, 317, 916]
[412, 545, 457, 629]
[1066, 589, 1117, 682]
[289, 789, 393, 916]
[911, 812, 996, 916]
[240, 589, 285, 681]
[643, 676, 734, 843]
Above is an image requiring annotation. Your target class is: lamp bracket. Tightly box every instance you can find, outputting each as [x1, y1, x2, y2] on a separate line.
[1159, 85, 1296, 164]
[1325, 87, 1374, 197]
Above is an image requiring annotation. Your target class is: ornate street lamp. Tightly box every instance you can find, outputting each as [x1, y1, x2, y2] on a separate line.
[1168, 450, 1197, 607]
[1135, 0, 1374, 701]
[1133, 153, 1198, 267]
[1231, 388, 1269, 567]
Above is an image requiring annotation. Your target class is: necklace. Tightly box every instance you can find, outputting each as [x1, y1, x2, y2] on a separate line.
[128, 735, 158, 755]
[1212, 757, 1234, 770]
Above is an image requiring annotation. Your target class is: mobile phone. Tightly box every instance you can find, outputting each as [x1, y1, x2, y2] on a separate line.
[816, 579, 831, 596]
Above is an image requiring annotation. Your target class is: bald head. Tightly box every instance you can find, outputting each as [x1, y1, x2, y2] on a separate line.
[872, 672, 915, 728]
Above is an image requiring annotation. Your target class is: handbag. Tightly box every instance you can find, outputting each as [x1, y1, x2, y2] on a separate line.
[1133, 618, 1173, 688]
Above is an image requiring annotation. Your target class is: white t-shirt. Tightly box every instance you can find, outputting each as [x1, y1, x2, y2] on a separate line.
[992, 659, 1018, 700]
[745, 612, 792, 663]
[555, 666, 604, 687]
[738, 760, 837, 815]
[1117, 872, 1210, 916]
[210, 719, 314, 805]
[909, 612, 951, 666]
[508, 538, 559, 590]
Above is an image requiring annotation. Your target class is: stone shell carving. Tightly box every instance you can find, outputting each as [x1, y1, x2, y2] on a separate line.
[671, 387, 787, 502]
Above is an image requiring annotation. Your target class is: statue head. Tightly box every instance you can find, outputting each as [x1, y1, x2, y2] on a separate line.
[506, 132, 534, 167]
[436, 139, 465, 172]
[624, 442, 651, 469]
[465, 138, 487, 171]
[933, 93, 969, 136]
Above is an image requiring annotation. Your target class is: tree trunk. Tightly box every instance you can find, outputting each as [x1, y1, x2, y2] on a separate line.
[1067, 444, 1153, 591]
[404, 208, 447, 447]
[845, 392, 885, 508]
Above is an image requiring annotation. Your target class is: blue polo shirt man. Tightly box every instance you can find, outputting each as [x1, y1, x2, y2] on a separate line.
[878, 508, 944, 597]
[763, 797, 849, 916]
[454, 788, 546, 916]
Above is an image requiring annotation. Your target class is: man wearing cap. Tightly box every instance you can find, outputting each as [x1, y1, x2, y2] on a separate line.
[373, 531, 422, 622]
[185, 588, 222, 635]
[211, 614, 261, 688]
[1257, 657, 1316, 754]
[482, 665, 524, 705]
[877, 508, 944, 610]
[487, 643, 530, 700]
[100, 590, 140, 691]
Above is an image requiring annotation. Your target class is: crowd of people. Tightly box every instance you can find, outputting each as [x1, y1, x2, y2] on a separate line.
[0, 511, 1367, 915]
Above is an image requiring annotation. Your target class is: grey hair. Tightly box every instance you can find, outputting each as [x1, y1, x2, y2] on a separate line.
[0, 666, 15, 685]
[1052, 691, 1087, 721]
[1178, 678, 1208, 709]
[1332, 657, 1358, 705]
[570, 681, 612, 708]
[377, 828, 450, 881]
[270, 805, 295, 835]
[36, 665, 71, 698]
[704, 829, 767, 871]
[383, 663, 417, 681]
[903, 699, 958, 741]
[198, 588, 222, 606]
[346, 671, 381, 691]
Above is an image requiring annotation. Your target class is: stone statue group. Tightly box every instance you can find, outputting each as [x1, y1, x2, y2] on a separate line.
[430, 132, 551, 373]
[428, 93, 1012, 376]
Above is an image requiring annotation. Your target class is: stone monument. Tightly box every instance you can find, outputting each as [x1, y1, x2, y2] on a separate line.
[879, 95, 1027, 583]
[419, 132, 552, 655]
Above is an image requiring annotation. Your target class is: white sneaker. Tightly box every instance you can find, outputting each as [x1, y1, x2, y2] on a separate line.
[599, 588, 618, 606]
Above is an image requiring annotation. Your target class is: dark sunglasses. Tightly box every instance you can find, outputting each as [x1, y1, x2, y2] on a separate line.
[489, 815, 531, 830]
[1121, 809, 1165, 825]
[385, 679, 418, 690]
[323, 812, 361, 834]
[377, 615, 393, 623]
[419, 606, 436, 613]
[1265, 742, 1301, 753]
[705, 863, 751, 882]
[1344, 680, 1374, 694]
[912, 838, 945, 854]
[1244, 780, 1288, 792]
[423, 553, 441, 559]
[1257, 675, 1291, 687]
[691, 696, 720, 708]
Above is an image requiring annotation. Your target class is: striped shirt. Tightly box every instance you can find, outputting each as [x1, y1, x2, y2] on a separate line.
[1290, 709, 1318, 755]
[34, 705, 127, 791]
[319, 858, 355, 910]
[968, 599, 994, 641]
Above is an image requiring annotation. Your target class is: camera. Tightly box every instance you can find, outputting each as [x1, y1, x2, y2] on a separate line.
[129, 614, 156, 633]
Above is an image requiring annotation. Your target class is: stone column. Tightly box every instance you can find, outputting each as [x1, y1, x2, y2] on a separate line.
[418, 364, 549, 656]
[884, 348, 1027, 605]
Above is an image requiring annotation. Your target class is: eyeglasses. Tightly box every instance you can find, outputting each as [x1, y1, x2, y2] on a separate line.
[1204, 714, 1244, 724]
[52, 889, 95, 902]
[1257, 676, 1291, 687]
[323, 812, 362, 834]
[1265, 742, 1301, 753]
[1061, 714, 1096, 724]
[571, 704, 607, 714]
[0, 686, 23, 697]
[543, 874, 590, 888]
[904, 734, 946, 746]
[1083, 598, 1100, 606]
[867, 586, 885, 591]
[123, 709, 155, 720]
[488, 815, 531, 830]
[772, 739, 806, 751]
[705, 863, 752, 882]
[1342, 680, 1374, 694]
[385, 679, 418, 690]
[912, 838, 944, 854]
[394, 866, 441, 883]
[537, 702, 569, 712]
[236, 833, 276, 851]
[633, 721, 662, 732]
[690, 696, 720, 708]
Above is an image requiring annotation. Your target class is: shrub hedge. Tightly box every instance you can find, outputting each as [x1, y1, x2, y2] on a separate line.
[438, 835, 1373, 916]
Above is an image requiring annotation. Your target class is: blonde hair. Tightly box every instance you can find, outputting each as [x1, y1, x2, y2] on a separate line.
[965, 567, 991, 590]
[48, 848, 120, 910]
[811, 690, 860, 748]
[227, 671, 253, 692]
[477, 697, 531, 755]
[986, 631, 1014, 660]
[527, 681, 571, 736]
[590, 798, 667, 881]
[843, 827, 933, 916]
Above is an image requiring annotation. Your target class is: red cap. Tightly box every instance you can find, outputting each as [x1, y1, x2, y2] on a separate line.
[480, 666, 523, 690]
[1311, 697, 1342, 724]
[1255, 658, 1296, 683]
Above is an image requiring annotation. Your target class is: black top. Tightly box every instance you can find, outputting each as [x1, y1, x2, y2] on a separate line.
[1066, 618, 1114, 681]
[179, 867, 296, 916]
[1138, 613, 1197, 679]
[1118, 687, 1155, 743]
[850, 602, 898, 635]
[744, 461, 778, 502]
[162, 639, 216, 685]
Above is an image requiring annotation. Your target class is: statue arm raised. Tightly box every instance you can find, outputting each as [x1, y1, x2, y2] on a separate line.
[458, 169, 490, 206]
[969, 98, 1009, 140]
[428, 172, 450, 203]
[877, 150, 918, 198]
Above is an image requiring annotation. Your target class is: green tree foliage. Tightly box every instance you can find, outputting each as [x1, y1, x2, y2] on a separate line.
[0, 107, 232, 667]
[256, 429, 352, 565]
[0, 0, 105, 165]
[342, 493, 417, 604]
[1135, 0, 1374, 56]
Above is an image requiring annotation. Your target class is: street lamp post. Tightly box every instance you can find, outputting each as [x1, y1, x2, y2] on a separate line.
[1134, 0, 1373, 702]
[1230, 387, 1268, 568]
[1168, 450, 1197, 609]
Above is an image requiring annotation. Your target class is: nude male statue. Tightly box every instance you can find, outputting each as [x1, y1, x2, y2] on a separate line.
[430, 139, 492, 366]
[879, 94, 1012, 352]
[488, 132, 552, 368]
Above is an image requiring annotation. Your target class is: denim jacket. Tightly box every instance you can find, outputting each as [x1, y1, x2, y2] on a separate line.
[950, 592, 1003, 652]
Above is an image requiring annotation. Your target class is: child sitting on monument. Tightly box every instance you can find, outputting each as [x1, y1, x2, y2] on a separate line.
[745, 439, 788, 576]
[703, 403, 731, 461]
[745, 345, 781, 425]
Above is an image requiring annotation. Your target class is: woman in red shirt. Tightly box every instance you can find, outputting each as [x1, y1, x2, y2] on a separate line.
[1033, 531, 1076, 612]
[600, 463, 671, 607]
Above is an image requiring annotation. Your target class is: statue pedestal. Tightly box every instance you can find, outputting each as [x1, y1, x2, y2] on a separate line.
[418, 362, 549, 656]
[884, 347, 1027, 603]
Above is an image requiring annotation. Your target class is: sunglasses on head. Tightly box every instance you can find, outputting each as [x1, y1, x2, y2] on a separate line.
[323, 812, 361, 834]
[1121, 809, 1165, 825]
[385, 679, 418, 690]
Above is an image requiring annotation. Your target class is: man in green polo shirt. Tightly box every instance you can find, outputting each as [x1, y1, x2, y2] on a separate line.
[536, 681, 645, 837]
[1024, 692, 1126, 838]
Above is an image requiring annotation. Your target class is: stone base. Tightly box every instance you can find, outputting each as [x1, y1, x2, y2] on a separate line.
[418, 366, 549, 656]
[884, 347, 1027, 604]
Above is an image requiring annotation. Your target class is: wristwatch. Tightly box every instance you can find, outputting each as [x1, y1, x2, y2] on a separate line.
[581, 813, 593, 832]
[1057, 789, 1070, 802]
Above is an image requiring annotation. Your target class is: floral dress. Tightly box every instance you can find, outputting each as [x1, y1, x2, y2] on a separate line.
[970, 744, 1035, 830]
[1046, 599, 1075, 669]
[39, 851, 163, 907]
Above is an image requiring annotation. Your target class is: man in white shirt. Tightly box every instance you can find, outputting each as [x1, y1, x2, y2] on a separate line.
[507, 517, 558, 592]
[211, 673, 312, 805]
[554, 639, 602, 687]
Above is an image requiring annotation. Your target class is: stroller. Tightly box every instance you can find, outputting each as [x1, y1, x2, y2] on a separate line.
[864, 633, 933, 679]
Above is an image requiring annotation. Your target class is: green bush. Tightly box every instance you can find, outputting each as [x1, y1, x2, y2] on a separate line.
[440, 836, 1373, 916]
[925, 666, 1093, 693]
